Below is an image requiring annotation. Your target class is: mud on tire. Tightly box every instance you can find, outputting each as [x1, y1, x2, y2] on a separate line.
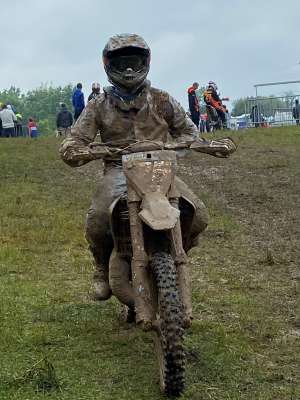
[151, 252, 185, 397]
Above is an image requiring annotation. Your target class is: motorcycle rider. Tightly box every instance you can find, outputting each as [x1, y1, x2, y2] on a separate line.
[60, 34, 236, 301]
[203, 81, 227, 129]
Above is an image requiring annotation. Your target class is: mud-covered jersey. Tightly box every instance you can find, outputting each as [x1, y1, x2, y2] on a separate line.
[60, 82, 198, 166]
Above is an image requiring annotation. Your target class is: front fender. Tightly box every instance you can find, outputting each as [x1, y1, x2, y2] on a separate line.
[139, 192, 180, 230]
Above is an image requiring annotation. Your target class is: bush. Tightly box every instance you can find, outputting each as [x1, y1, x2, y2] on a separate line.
[38, 119, 53, 135]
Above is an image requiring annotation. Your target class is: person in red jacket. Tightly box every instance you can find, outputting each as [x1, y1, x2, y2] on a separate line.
[28, 118, 38, 138]
[187, 82, 200, 128]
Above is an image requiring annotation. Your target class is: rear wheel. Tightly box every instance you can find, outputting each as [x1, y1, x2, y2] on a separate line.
[151, 252, 185, 397]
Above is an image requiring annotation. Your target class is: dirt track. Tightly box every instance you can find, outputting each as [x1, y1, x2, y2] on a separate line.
[1, 130, 299, 399]
[179, 136, 299, 273]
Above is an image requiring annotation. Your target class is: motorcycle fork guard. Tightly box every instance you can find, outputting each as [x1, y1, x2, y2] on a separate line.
[128, 200, 155, 331]
[169, 198, 193, 327]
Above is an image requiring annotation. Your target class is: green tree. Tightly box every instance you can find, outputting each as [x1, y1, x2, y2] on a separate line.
[0, 84, 74, 134]
[23, 84, 73, 133]
[232, 96, 289, 117]
[195, 86, 206, 113]
[0, 87, 25, 113]
[231, 97, 248, 116]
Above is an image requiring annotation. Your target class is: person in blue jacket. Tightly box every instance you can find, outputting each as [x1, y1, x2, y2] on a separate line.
[72, 83, 85, 120]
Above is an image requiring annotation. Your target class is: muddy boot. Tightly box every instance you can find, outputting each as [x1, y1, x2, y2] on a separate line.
[88, 244, 113, 301]
[93, 264, 112, 301]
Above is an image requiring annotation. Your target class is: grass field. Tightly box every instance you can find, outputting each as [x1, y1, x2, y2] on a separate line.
[0, 127, 299, 400]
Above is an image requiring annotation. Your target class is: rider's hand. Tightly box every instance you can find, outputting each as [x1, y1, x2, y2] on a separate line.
[190, 137, 237, 158]
[215, 137, 237, 157]
[60, 139, 111, 165]
[59, 144, 93, 166]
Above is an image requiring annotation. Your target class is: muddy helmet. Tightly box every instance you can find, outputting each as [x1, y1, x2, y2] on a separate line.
[103, 33, 151, 93]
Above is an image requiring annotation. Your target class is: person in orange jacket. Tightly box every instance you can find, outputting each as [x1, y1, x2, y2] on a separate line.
[203, 81, 227, 129]
[187, 82, 200, 128]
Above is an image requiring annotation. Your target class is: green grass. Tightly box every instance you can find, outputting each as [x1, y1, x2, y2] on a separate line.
[0, 128, 299, 399]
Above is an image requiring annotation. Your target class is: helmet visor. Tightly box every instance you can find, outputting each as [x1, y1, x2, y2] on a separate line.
[110, 54, 147, 72]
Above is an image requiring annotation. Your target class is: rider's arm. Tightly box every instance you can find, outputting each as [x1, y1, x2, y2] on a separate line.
[59, 98, 102, 167]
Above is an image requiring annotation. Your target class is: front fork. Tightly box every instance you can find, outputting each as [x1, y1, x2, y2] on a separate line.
[128, 201, 154, 331]
[170, 198, 193, 328]
[128, 198, 192, 330]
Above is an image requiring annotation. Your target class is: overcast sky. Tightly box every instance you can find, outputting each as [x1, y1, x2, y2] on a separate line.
[1, 0, 300, 108]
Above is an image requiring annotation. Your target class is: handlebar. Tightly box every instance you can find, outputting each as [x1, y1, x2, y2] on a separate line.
[88, 138, 236, 160]
[88, 140, 192, 157]
[61, 138, 236, 166]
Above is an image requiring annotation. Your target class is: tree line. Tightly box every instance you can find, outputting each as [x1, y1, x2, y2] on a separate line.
[232, 92, 297, 117]
[0, 85, 74, 134]
[1, 85, 297, 132]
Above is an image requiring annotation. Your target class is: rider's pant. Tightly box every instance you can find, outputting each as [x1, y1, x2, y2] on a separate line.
[85, 165, 209, 268]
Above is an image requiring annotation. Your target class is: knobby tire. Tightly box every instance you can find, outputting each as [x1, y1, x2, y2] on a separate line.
[151, 252, 185, 397]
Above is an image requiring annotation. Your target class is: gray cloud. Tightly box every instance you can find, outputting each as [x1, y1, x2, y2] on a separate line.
[1, 0, 300, 108]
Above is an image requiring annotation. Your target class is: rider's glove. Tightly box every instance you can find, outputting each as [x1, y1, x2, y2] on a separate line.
[60, 139, 111, 166]
[190, 137, 237, 158]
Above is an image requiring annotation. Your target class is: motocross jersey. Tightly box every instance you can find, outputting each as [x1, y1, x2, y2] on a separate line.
[203, 87, 224, 112]
[60, 81, 198, 166]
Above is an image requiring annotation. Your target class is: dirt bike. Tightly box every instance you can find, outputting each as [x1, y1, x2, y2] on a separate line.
[72, 138, 235, 397]
[206, 105, 223, 131]
[206, 97, 229, 132]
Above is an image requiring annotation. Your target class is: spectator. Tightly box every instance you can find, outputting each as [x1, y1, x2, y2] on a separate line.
[72, 83, 85, 121]
[28, 118, 38, 138]
[56, 103, 73, 137]
[15, 113, 23, 136]
[200, 113, 208, 133]
[0, 103, 17, 137]
[223, 104, 231, 129]
[88, 82, 101, 101]
[292, 99, 300, 125]
[250, 105, 262, 128]
[187, 82, 200, 128]
[7, 104, 17, 113]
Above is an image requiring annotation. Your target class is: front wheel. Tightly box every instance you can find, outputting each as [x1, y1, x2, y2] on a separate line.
[151, 252, 186, 397]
